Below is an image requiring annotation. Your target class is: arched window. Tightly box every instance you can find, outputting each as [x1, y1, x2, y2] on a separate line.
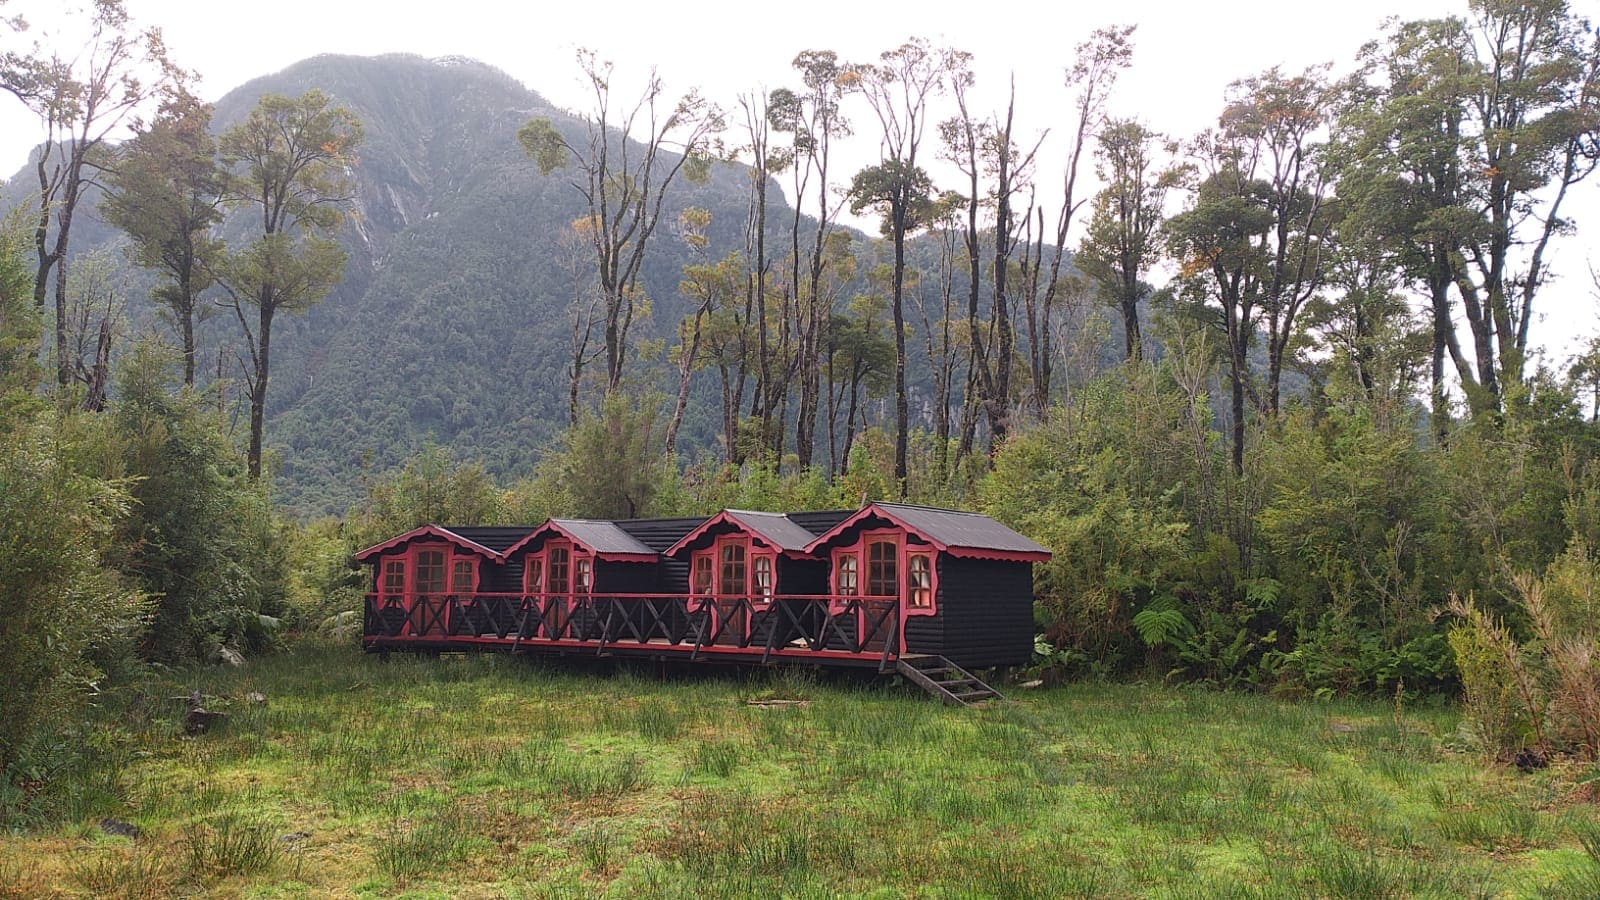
[753, 556, 774, 598]
[908, 554, 933, 608]
[524, 558, 543, 595]
[867, 540, 897, 597]
[575, 557, 593, 593]
[693, 555, 713, 594]
[836, 555, 858, 596]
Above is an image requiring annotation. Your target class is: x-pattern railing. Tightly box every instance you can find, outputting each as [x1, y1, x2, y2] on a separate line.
[365, 592, 904, 661]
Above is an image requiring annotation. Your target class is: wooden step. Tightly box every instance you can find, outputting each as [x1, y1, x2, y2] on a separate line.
[895, 655, 1007, 707]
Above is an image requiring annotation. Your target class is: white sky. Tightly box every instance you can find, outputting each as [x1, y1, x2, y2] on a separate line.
[4, 0, 1598, 361]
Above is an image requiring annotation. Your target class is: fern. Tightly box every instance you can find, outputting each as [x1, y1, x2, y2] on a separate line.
[1131, 597, 1194, 648]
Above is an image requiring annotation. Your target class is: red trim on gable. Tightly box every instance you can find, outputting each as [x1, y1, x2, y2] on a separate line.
[354, 525, 502, 563]
[803, 504, 949, 555]
[803, 503, 1052, 562]
[502, 520, 657, 562]
[667, 510, 788, 557]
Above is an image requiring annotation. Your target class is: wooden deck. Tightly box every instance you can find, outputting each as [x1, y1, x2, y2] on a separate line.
[363, 592, 901, 669]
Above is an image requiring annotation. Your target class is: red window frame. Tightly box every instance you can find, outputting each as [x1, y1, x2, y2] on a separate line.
[690, 534, 778, 602]
[866, 536, 898, 597]
[753, 555, 774, 599]
[547, 545, 570, 594]
[830, 528, 938, 617]
[381, 559, 406, 597]
[451, 559, 476, 595]
[415, 549, 447, 594]
[833, 551, 859, 597]
[907, 552, 933, 609]
[518, 539, 597, 599]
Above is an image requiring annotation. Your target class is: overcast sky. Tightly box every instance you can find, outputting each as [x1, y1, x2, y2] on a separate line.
[3, 0, 1597, 359]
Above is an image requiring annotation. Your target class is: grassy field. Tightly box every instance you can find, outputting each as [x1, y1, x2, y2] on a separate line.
[3, 648, 1600, 898]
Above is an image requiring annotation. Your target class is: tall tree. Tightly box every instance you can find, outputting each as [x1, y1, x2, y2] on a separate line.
[216, 89, 362, 480]
[1077, 119, 1178, 361]
[101, 91, 222, 386]
[1020, 25, 1136, 414]
[941, 66, 1046, 451]
[518, 50, 722, 396]
[665, 206, 715, 459]
[1342, 3, 1600, 420]
[21, 0, 183, 389]
[847, 38, 957, 489]
[60, 249, 122, 410]
[734, 89, 783, 461]
[1167, 67, 1337, 474]
[770, 52, 852, 469]
[1454, 0, 1599, 405]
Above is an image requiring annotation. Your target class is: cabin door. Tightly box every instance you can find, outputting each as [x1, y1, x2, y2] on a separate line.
[411, 549, 448, 637]
[545, 547, 570, 639]
[716, 544, 747, 646]
[861, 539, 897, 652]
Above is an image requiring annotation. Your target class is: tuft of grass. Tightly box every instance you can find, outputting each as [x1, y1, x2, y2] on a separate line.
[570, 822, 617, 875]
[1435, 800, 1540, 851]
[687, 739, 742, 779]
[182, 812, 281, 879]
[1301, 844, 1409, 899]
[373, 804, 472, 884]
[545, 751, 651, 801]
[631, 699, 686, 741]
[68, 847, 178, 899]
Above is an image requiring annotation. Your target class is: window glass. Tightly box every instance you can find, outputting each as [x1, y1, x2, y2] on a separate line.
[754, 556, 773, 598]
[836, 555, 858, 595]
[382, 560, 405, 595]
[908, 554, 932, 608]
[693, 555, 713, 594]
[451, 560, 474, 594]
[719, 543, 747, 595]
[415, 550, 446, 593]
[867, 540, 897, 596]
[548, 546, 570, 593]
[525, 558, 543, 594]
[575, 557, 593, 593]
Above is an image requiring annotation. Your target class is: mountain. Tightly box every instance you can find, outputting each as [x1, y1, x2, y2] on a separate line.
[9, 54, 782, 515]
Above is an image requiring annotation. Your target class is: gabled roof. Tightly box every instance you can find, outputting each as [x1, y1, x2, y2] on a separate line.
[354, 524, 508, 563]
[442, 526, 540, 553]
[613, 516, 710, 552]
[803, 502, 1052, 562]
[664, 509, 844, 557]
[502, 518, 658, 562]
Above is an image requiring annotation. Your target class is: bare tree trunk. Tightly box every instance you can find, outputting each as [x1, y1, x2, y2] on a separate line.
[247, 296, 274, 480]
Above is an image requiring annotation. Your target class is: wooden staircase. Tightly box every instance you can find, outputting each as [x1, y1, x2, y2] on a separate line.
[896, 654, 1005, 706]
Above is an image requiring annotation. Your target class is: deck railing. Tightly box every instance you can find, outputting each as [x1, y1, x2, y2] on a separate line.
[363, 591, 901, 665]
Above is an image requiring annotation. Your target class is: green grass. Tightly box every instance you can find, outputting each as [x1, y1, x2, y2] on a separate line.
[3, 647, 1599, 897]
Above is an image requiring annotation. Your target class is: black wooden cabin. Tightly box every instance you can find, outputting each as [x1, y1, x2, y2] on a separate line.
[358, 503, 1049, 672]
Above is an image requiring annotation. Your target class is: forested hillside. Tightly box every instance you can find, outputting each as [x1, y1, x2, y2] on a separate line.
[4, 54, 811, 514]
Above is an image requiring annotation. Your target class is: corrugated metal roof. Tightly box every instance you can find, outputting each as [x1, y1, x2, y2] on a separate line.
[612, 517, 707, 552]
[444, 526, 537, 553]
[726, 509, 822, 552]
[786, 509, 855, 535]
[548, 519, 657, 556]
[874, 503, 1050, 555]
